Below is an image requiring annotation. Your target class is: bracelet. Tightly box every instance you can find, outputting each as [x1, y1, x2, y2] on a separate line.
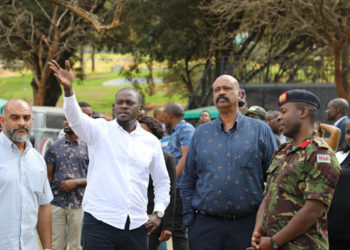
[270, 236, 279, 249]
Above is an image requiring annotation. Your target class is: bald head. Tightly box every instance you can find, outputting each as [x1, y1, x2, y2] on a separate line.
[2, 99, 31, 116]
[213, 75, 239, 89]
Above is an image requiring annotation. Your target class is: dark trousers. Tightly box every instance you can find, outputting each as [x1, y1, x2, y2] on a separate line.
[172, 188, 189, 250]
[81, 212, 148, 250]
[188, 213, 256, 250]
[329, 238, 350, 250]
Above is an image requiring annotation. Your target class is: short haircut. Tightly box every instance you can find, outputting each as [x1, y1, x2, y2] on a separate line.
[164, 103, 184, 118]
[200, 110, 210, 116]
[115, 87, 142, 104]
[78, 101, 91, 108]
[266, 111, 280, 120]
[331, 98, 349, 115]
[139, 116, 164, 140]
[153, 108, 163, 117]
[295, 102, 318, 123]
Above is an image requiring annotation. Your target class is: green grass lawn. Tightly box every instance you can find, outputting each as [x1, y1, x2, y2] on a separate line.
[0, 71, 187, 116]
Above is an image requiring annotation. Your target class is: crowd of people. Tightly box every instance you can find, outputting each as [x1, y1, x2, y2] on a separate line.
[0, 59, 349, 250]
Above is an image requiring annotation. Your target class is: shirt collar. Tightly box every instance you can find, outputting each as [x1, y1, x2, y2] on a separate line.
[334, 116, 348, 126]
[171, 120, 185, 134]
[64, 134, 81, 145]
[0, 131, 33, 153]
[215, 112, 243, 132]
[115, 119, 142, 134]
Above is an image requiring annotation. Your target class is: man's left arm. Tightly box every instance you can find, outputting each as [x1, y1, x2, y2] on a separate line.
[176, 125, 195, 177]
[261, 126, 278, 177]
[147, 141, 171, 233]
[176, 146, 190, 177]
[37, 203, 52, 249]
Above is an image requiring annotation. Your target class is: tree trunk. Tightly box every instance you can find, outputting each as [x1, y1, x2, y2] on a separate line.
[91, 44, 95, 72]
[333, 43, 350, 102]
[31, 75, 62, 106]
[146, 59, 156, 95]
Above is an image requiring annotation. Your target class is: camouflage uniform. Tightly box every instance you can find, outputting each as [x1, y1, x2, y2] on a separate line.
[262, 133, 341, 249]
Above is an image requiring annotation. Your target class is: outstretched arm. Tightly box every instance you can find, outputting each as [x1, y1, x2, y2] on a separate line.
[48, 60, 74, 97]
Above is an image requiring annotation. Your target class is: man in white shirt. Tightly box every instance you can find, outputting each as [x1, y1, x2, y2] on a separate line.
[0, 99, 53, 250]
[49, 60, 170, 250]
[326, 98, 349, 150]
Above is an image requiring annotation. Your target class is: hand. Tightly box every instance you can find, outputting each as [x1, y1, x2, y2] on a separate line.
[251, 231, 261, 249]
[159, 230, 172, 241]
[59, 179, 79, 191]
[144, 214, 161, 235]
[256, 237, 273, 250]
[48, 60, 74, 89]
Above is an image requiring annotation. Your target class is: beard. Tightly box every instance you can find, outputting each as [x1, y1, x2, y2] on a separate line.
[4, 123, 31, 142]
[64, 127, 74, 135]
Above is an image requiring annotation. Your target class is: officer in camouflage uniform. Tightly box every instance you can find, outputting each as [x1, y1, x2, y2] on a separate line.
[249, 89, 341, 250]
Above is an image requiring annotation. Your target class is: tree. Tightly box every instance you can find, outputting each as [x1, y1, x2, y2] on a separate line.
[205, 0, 350, 100]
[0, 0, 124, 106]
[101, 0, 213, 97]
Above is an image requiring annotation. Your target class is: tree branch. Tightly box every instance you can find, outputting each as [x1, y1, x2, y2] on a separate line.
[44, 0, 125, 33]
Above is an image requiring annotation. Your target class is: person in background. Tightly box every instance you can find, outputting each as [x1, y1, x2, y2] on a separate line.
[245, 105, 267, 121]
[199, 110, 211, 125]
[139, 116, 176, 250]
[328, 119, 350, 250]
[239, 88, 248, 114]
[0, 99, 53, 250]
[266, 110, 287, 146]
[250, 89, 341, 250]
[181, 75, 277, 250]
[326, 98, 349, 150]
[49, 59, 170, 250]
[163, 102, 195, 250]
[316, 121, 341, 151]
[45, 103, 92, 250]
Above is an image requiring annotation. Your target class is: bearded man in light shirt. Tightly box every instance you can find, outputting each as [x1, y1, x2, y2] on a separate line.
[48, 60, 170, 250]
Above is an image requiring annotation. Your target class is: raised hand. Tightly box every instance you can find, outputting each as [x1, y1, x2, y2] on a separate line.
[48, 60, 74, 96]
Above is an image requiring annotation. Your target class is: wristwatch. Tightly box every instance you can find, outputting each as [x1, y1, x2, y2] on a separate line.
[154, 211, 164, 218]
[270, 236, 279, 249]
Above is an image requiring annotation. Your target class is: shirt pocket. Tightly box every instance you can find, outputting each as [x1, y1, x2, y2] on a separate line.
[29, 168, 45, 194]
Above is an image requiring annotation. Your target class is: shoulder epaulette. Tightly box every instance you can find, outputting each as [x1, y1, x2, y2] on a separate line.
[313, 136, 330, 149]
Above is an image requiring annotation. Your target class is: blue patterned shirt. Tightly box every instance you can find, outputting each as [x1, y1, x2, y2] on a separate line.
[45, 136, 89, 208]
[180, 114, 277, 226]
[168, 120, 195, 188]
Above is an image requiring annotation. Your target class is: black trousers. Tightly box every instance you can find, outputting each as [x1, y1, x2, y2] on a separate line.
[81, 212, 148, 250]
[172, 188, 189, 250]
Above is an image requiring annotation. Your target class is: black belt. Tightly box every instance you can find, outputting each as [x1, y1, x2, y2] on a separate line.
[196, 210, 255, 221]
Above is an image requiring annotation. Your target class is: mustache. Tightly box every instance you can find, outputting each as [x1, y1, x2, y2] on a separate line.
[216, 95, 230, 103]
[11, 126, 29, 134]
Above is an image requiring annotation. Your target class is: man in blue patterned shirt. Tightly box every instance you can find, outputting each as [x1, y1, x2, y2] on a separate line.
[180, 75, 277, 250]
[164, 103, 195, 250]
[44, 103, 91, 250]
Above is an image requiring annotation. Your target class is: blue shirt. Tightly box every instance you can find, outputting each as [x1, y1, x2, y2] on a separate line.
[45, 136, 89, 208]
[0, 132, 53, 250]
[180, 114, 277, 226]
[167, 120, 195, 188]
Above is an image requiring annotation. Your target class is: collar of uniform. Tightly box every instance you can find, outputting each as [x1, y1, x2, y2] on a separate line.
[171, 120, 185, 134]
[285, 132, 315, 153]
[216, 112, 242, 132]
[0, 131, 33, 153]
